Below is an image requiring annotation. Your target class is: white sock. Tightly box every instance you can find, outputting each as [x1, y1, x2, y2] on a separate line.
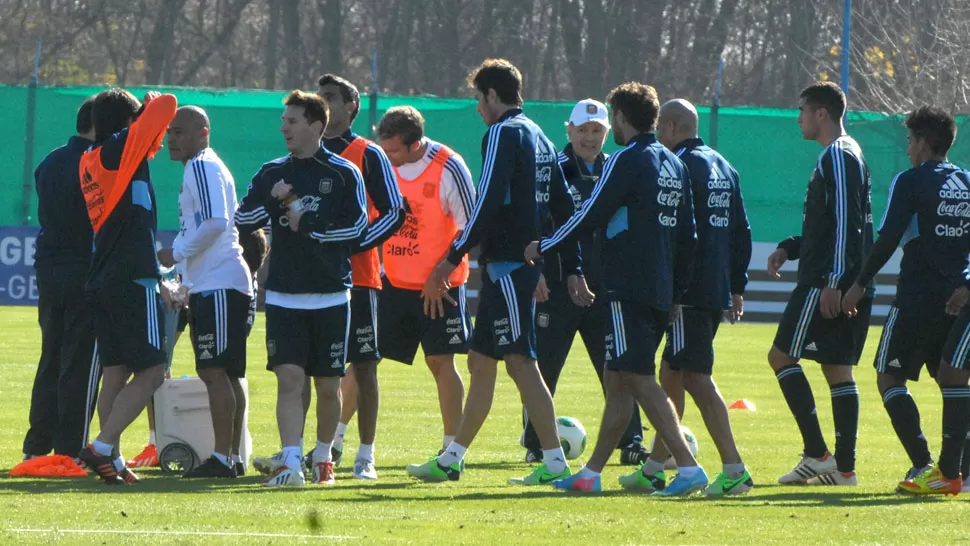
[92, 440, 113, 457]
[213, 452, 232, 468]
[542, 448, 567, 473]
[112, 457, 125, 472]
[678, 465, 702, 478]
[313, 441, 333, 464]
[148, 430, 156, 445]
[437, 442, 467, 467]
[643, 458, 665, 475]
[334, 423, 348, 449]
[723, 463, 745, 477]
[442, 435, 455, 450]
[231, 453, 242, 463]
[281, 446, 302, 469]
[577, 466, 601, 478]
[358, 443, 374, 463]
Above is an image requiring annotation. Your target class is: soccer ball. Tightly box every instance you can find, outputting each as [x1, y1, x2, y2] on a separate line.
[556, 416, 587, 460]
[650, 425, 700, 469]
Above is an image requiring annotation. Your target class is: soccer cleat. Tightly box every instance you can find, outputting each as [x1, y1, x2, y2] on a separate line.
[406, 456, 461, 482]
[652, 468, 709, 497]
[620, 442, 650, 466]
[311, 462, 336, 485]
[119, 467, 140, 484]
[896, 464, 933, 493]
[525, 450, 541, 464]
[509, 462, 572, 486]
[234, 462, 246, 477]
[253, 451, 284, 475]
[79, 445, 120, 483]
[126, 444, 159, 468]
[331, 446, 343, 467]
[303, 449, 315, 472]
[183, 456, 236, 479]
[552, 470, 601, 492]
[778, 452, 837, 484]
[261, 465, 305, 487]
[898, 466, 961, 496]
[705, 470, 754, 495]
[806, 471, 858, 486]
[353, 460, 378, 480]
[618, 467, 666, 493]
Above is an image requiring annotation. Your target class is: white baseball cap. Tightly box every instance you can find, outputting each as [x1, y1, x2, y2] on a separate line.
[568, 99, 610, 128]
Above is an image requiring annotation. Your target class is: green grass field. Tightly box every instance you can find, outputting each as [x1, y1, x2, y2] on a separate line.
[1, 305, 967, 545]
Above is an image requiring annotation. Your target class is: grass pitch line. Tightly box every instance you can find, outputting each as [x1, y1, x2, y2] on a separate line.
[8, 528, 358, 540]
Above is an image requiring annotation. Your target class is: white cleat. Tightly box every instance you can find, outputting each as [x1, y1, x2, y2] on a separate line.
[261, 465, 305, 487]
[353, 459, 378, 480]
[806, 471, 858, 486]
[778, 452, 838, 484]
[253, 451, 284, 476]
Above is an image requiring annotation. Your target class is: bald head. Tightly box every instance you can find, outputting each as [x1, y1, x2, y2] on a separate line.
[167, 105, 211, 162]
[656, 99, 698, 149]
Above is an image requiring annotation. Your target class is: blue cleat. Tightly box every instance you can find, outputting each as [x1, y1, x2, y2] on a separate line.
[552, 470, 602, 492]
[652, 467, 709, 497]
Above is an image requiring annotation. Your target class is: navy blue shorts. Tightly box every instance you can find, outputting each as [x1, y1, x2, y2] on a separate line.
[347, 287, 380, 364]
[88, 281, 167, 372]
[265, 303, 349, 377]
[943, 304, 970, 371]
[188, 289, 250, 378]
[605, 300, 667, 376]
[873, 299, 952, 381]
[471, 265, 540, 361]
[378, 278, 471, 365]
[662, 307, 723, 375]
[773, 285, 871, 366]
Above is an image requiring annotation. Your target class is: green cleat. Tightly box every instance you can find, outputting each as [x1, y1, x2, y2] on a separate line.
[618, 466, 666, 493]
[509, 462, 571, 485]
[704, 470, 754, 495]
[406, 456, 461, 482]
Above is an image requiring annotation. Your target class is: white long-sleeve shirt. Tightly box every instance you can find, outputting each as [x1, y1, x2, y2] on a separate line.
[173, 148, 252, 296]
[395, 139, 476, 228]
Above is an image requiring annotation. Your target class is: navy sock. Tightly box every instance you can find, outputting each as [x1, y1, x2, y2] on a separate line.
[939, 386, 970, 480]
[882, 386, 931, 469]
[831, 382, 859, 473]
[775, 365, 827, 458]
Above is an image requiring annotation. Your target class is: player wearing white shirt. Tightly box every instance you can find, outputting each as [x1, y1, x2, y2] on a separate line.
[339, 106, 474, 455]
[158, 106, 252, 478]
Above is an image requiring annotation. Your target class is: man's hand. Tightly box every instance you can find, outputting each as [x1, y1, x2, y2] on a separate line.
[143, 91, 161, 105]
[669, 304, 683, 326]
[841, 283, 866, 318]
[286, 209, 304, 232]
[567, 275, 595, 307]
[524, 241, 541, 266]
[422, 260, 458, 319]
[534, 273, 550, 303]
[157, 248, 177, 268]
[819, 287, 842, 319]
[271, 180, 293, 201]
[160, 282, 183, 312]
[946, 286, 970, 316]
[767, 248, 788, 279]
[725, 294, 744, 324]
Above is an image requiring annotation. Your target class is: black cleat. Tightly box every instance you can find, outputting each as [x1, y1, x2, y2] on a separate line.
[620, 442, 650, 466]
[183, 456, 236, 478]
[79, 445, 122, 484]
[234, 461, 246, 477]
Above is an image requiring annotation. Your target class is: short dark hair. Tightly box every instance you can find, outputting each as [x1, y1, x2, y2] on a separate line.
[377, 106, 425, 146]
[92, 88, 140, 141]
[283, 90, 329, 131]
[905, 105, 957, 156]
[800, 81, 846, 122]
[240, 229, 269, 277]
[466, 58, 523, 106]
[317, 73, 361, 122]
[76, 97, 95, 135]
[606, 82, 660, 133]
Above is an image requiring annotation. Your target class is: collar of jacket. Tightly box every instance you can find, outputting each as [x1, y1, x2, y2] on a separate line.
[68, 135, 93, 152]
[494, 107, 523, 124]
[674, 137, 705, 153]
[561, 142, 606, 176]
[627, 132, 658, 147]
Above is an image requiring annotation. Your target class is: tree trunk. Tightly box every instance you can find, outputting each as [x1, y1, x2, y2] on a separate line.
[281, 0, 302, 89]
[265, 0, 281, 89]
[145, 0, 185, 85]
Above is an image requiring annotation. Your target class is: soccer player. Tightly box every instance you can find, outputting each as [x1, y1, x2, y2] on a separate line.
[766, 82, 873, 486]
[522, 98, 647, 466]
[407, 58, 582, 485]
[527, 82, 707, 496]
[842, 106, 970, 494]
[235, 91, 367, 487]
[319, 74, 405, 479]
[157, 106, 253, 478]
[24, 97, 99, 460]
[76, 89, 178, 485]
[373, 106, 475, 453]
[640, 98, 754, 495]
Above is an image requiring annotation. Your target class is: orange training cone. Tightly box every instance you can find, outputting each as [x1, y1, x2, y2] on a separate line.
[728, 399, 756, 411]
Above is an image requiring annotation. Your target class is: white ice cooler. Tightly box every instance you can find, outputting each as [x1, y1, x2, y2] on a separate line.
[153, 377, 253, 473]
